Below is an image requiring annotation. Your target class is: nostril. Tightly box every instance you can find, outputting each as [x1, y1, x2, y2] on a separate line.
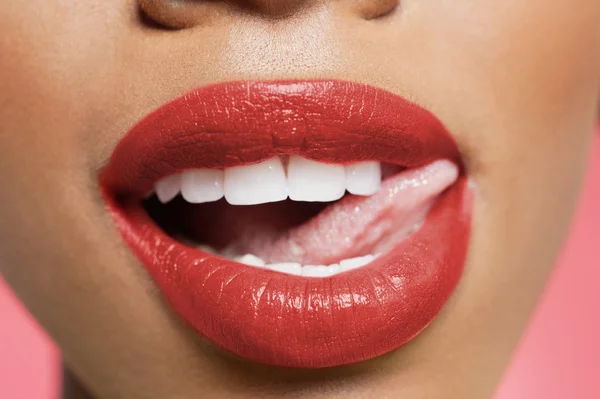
[139, 0, 318, 29]
[240, 0, 317, 17]
[138, 0, 217, 29]
[139, 0, 399, 29]
[138, 3, 177, 30]
[352, 0, 399, 20]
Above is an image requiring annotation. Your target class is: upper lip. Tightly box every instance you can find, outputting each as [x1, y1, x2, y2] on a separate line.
[101, 79, 472, 368]
[101, 80, 462, 198]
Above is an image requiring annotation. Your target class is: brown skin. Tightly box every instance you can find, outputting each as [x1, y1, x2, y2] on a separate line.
[0, 1, 599, 398]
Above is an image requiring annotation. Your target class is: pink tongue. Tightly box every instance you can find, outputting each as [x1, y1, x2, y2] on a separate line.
[230, 160, 459, 264]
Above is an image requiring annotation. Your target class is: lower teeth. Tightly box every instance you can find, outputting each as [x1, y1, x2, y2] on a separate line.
[196, 246, 377, 277]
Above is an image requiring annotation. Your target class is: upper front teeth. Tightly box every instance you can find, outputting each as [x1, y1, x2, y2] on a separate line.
[154, 156, 381, 205]
[287, 155, 346, 202]
[345, 161, 381, 196]
[224, 158, 288, 205]
[181, 169, 224, 203]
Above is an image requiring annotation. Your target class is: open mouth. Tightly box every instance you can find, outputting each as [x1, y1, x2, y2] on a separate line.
[144, 158, 457, 275]
[101, 80, 472, 368]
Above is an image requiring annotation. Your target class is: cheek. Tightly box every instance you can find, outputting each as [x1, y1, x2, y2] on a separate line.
[0, 1, 131, 277]
[398, 0, 600, 189]
[354, 0, 600, 182]
[410, 0, 600, 122]
[387, 1, 600, 374]
[0, 0, 134, 145]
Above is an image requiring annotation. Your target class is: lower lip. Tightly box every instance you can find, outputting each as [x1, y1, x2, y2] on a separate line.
[102, 80, 473, 368]
[106, 178, 471, 368]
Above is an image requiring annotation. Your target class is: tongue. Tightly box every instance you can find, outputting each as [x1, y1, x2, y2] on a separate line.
[219, 160, 459, 265]
[177, 161, 459, 264]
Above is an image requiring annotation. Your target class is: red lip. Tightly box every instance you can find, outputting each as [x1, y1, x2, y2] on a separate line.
[101, 80, 472, 368]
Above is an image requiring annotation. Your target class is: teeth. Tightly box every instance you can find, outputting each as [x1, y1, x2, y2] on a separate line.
[155, 157, 384, 205]
[288, 155, 346, 202]
[181, 169, 224, 203]
[302, 265, 335, 277]
[266, 262, 302, 276]
[228, 252, 376, 277]
[235, 254, 266, 267]
[155, 174, 181, 203]
[345, 161, 381, 196]
[224, 157, 288, 205]
[196, 245, 376, 276]
[339, 255, 374, 272]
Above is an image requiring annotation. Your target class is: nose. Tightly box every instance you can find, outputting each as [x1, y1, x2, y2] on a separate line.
[139, 0, 398, 29]
[139, 0, 316, 28]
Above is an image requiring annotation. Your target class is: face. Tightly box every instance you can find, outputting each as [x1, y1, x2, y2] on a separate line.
[1, 1, 599, 398]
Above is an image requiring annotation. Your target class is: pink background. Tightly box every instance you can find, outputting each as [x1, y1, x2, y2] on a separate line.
[0, 137, 598, 399]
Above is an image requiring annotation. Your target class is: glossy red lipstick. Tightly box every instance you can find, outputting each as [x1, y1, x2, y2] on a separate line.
[101, 80, 472, 368]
